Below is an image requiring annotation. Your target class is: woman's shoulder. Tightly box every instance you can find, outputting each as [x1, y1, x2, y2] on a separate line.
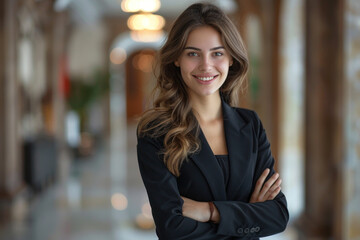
[231, 106, 261, 121]
[136, 120, 166, 146]
[230, 106, 262, 131]
[233, 107, 256, 116]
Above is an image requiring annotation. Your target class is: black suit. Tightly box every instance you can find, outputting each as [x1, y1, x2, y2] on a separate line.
[137, 101, 289, 239]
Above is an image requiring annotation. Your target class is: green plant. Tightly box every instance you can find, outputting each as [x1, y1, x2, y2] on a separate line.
[67, 69, 110, 131]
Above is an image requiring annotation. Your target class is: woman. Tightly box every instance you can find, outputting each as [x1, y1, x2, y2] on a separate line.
[137, 3, 289, 239]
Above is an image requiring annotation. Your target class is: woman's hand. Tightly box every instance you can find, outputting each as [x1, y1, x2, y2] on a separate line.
[181, 168, 281, 223]
[181, 196, 220, 223]
[249, 168, 282, 203]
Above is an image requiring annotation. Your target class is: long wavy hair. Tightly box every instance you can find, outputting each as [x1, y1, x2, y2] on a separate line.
[137, 3, 249, 176]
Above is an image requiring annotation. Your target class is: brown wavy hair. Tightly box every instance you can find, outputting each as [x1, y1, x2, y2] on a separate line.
[137, 3, 249, 176]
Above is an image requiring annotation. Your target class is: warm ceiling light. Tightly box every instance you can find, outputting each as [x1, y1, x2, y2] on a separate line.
[127, 13, 165, 31]
[121, 0, 161, 13]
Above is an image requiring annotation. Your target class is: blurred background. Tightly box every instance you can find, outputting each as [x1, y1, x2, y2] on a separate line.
[0, 0, 359, 239]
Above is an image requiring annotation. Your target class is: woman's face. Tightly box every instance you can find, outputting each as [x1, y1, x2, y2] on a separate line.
[175, 26, 233, 100]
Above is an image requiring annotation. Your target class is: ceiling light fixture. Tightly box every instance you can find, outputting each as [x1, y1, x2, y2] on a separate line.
[120, 0, 165, 42]
[127, 13, 165, 31]
[121, 0, 161, 13]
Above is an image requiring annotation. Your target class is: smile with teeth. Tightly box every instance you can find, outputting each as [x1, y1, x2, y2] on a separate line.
[195, 75, 217, 81]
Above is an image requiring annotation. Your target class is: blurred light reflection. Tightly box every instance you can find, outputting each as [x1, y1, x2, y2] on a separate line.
[110, 47, 127, 65]
[111, 193, 128, 211]
[67, 177, 82, 208]
[132, 53, 154, 72]
[141, 202, 152, 218]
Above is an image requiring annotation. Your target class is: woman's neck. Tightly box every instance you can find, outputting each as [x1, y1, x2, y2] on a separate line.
[190, 93, 222, 123]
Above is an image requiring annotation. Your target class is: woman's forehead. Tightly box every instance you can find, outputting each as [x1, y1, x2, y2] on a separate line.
[184, 26, 224, 50]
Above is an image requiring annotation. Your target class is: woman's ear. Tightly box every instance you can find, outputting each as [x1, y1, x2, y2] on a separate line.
[230, 59, 233, 67]
[174, 60, 180, 67]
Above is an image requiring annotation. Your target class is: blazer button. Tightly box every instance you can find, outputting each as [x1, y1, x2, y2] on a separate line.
[244, 228, 250, 234]
[237, 228, 243, 234]
[255, 226, 260, 232]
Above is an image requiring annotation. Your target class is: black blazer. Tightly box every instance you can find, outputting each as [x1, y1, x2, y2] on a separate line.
[137, 101, 289, 240]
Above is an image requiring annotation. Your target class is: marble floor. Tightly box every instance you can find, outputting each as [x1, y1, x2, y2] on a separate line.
[0, 125, 297, 240]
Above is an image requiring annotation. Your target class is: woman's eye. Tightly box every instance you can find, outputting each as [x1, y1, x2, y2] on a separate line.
[214, 52, 223, 57]
[187, 52, 199, 57]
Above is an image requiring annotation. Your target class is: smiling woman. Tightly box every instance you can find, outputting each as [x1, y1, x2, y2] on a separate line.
[174, 26, 233, 99]
[136, 3, 289, 239]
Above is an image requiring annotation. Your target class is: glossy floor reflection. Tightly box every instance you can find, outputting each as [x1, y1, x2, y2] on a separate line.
[0, 124, 296, 240]
[0, 138, 157, 240]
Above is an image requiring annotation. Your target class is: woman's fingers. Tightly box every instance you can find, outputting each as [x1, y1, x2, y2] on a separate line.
[258, 172, 280, 200]
[268, 186, 281, 199]
[263, 177, 282, 200]
[250, 169, 282, 203]
[255, 168, 270, 193]
[250, 168, 270, 203]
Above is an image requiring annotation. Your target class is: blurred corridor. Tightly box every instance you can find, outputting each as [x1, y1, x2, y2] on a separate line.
[0, 123, 159, 240]
[1, 0, 360, 239]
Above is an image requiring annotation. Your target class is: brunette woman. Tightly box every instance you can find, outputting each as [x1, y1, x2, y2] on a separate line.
[137, 3, 289, 239]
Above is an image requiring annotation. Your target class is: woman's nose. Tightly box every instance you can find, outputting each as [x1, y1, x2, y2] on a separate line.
[199, 56, 212, 71]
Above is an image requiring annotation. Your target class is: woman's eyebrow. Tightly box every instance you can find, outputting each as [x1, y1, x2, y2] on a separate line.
[184, 46, 225, 51]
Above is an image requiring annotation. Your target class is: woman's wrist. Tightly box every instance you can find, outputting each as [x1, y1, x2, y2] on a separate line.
[208, 202, 215, 222]
[208, 202, 220, 223]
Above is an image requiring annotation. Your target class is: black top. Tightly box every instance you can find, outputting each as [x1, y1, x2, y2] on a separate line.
[215, 155, 230, 188]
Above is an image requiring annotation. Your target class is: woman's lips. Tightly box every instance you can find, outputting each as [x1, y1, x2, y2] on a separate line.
[193, 75, 218, 84]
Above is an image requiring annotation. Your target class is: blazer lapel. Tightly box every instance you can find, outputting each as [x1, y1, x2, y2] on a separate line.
[222, 101, 254, 199]
[190, 129, 227, 201]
